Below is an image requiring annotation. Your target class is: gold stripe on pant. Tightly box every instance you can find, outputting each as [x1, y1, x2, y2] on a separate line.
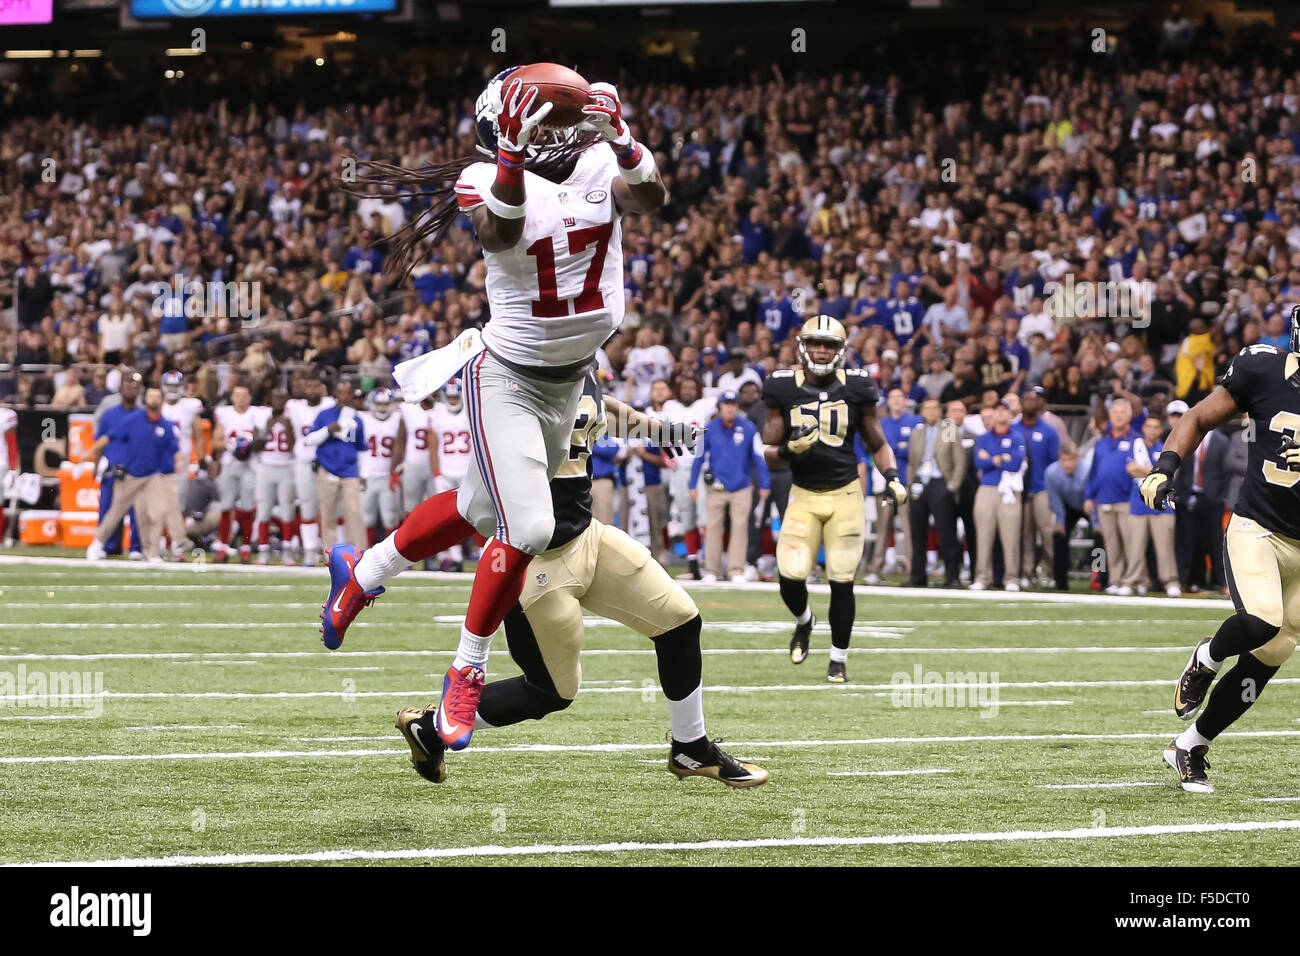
[316, 471, 365, 550]
[974, 484, 1021, 587]
[704, 485, 752, 578]
[1120, 511, 1177, 589]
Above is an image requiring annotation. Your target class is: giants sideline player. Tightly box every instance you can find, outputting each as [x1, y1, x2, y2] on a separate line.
[358, 388, 402, 545]
[394, 394, 437, 520]
[762, 316, 908, 682]
[286, 373, 334, 566]
[325, 71, 667, 753]
[662, 375, 716, 580]
[160, 371, 204, 512]
[428, 383, 472, 569]
[252, 388, 296, 565]
[1142, 313, 1300, 794]
[212, 385, 269, 563]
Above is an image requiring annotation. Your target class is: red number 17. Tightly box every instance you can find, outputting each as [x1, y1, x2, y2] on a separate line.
[528, 221, 614, 318]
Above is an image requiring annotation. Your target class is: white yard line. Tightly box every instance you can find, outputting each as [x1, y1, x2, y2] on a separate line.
[3, 677, 1296, 703]
[828, 769, 955, 777]
[123, 724, 243, 731]
[0, 555, 1234, 608]
[1037, 782, 1161, 790]
[0, 646, 1199, 663]
[4, 728, 1298, 764]
[0, 714, 97, 721]
[12, 819, 1299, 867]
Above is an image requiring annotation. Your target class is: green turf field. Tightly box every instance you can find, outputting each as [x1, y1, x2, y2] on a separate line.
[2, 555, 1297, 866]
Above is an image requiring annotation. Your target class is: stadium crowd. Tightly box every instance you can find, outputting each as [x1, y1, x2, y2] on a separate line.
[2, 15, 1295, 591]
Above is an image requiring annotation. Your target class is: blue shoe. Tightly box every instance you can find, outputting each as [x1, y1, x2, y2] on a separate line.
[320, 545, 384, 650]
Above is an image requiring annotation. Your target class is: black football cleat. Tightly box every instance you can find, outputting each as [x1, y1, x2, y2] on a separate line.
[1163, 739, 1214, 794]
[668, 737, 769, 789]
[1174, 638, 1217, 721]
[395, 706, 448, 783]
[827, 660, 847, 683]
[790, 612, 816, 664]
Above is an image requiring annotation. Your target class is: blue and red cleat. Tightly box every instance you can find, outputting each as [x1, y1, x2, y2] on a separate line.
[434, 664, 486, 750]
[320, 544, 384, 650]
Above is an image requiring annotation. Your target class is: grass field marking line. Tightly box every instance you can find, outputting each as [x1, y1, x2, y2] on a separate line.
[7, 729, 1300, 764]
[0, 646, 1207, 663]
[1037, 782, 1162, 790]
[1254, 797, 1300, 803]
[14, 819, 1300, 867]
[828, 769, 955, 777]
[123, 724, 243, 731]
[0, 714, 96, 721]
[5, 677, 1300, 702]
[166, 660, 261, 666]
[1, 555, 1233, 608]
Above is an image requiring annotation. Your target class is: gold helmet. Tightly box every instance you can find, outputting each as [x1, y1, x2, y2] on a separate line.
[796, 315, 848, 376]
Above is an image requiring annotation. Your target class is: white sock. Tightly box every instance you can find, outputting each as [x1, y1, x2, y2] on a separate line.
[1176, 725, 1211, 751]
[452, 625, 492, 670]
[354, 534, 410, 591]
[1196, 641, 1222, 673]
[667, 682, 706, 743]
[829, 645, 848, 664]
[300, 519, 320, 552]
[796, 606, 812, 625]
[450, 543, 463, 561]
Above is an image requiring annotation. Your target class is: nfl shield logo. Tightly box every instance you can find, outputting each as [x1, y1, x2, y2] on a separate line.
[535, 572, 548, 587]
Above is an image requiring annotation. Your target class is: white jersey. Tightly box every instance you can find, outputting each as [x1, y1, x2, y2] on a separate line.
[400, 403, 434, 468]
[455, 148, 624, 367]
[0, 406, 17, 471]
[661, 397, 718, 466]
[214, 405, 270, 465]
[624, 345, 674, 405]
[161, 397, 203, 463]
[286, 397, 336, 463]
[429, 401, 471, 481]
[359, 411, 401, 480]
[260, 416, 295, 467]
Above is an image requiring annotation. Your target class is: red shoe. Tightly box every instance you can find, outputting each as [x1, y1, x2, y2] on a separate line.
[239, 544, 252, 564]
[434, 664, 485, 750]
[213, 549, 229, 564]
[319, 544, 384, 650]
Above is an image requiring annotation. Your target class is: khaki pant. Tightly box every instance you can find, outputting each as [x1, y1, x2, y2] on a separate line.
[867, 495, 909, 575]
[779, 481, 865, 583]
[591, 477, 615, 527]
[1019, 490, 1053, 580]
[316, 471, 365, 550]
[1096, 501, 1129, 586]
[95, 472, 170, 559]
[1120, 511, 1177, 589]
[705, 484, 752, 578]
[974, 485, 1021, 586]
[645, 483, 668, 560]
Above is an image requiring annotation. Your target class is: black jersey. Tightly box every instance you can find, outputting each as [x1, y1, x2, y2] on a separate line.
[762, 367, 878, 491]
[1221, 344, 1300, 540]
[547, 370, 606, 550]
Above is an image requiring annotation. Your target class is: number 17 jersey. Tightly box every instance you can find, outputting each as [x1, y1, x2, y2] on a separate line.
[454, 147, 624, 368]
[762, 367, 879, 491]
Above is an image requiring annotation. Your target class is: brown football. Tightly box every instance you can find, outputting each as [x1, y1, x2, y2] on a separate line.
[509, 62, 590, 128]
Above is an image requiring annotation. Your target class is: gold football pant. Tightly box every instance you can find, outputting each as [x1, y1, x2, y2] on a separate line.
[778, 481, 865, 583]
[1224, 513, 1300, 666]
[516, 518, 699, 699]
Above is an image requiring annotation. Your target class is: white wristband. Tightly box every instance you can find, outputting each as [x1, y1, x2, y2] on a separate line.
[480, 190, 526, 220]
[618, 143, 658, 185]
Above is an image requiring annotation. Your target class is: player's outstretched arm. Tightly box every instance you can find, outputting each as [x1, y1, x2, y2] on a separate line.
[601, 394, 698, 455]
[473, 78, 554, 251]
[1139, 386, 1241, 510]
[582, 83, 666, 214]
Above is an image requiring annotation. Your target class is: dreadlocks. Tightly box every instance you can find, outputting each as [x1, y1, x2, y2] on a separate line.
[347, 131, 604, 283]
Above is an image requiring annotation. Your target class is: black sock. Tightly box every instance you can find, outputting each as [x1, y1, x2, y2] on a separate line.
[476, 676, 571, 728]
[651, 615, 702, 701]
[828, 580, 855, 650]
[1195, 652, 1280, 741]
[1208, 612, 1280, 661]
[779, 574, 808, 618]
